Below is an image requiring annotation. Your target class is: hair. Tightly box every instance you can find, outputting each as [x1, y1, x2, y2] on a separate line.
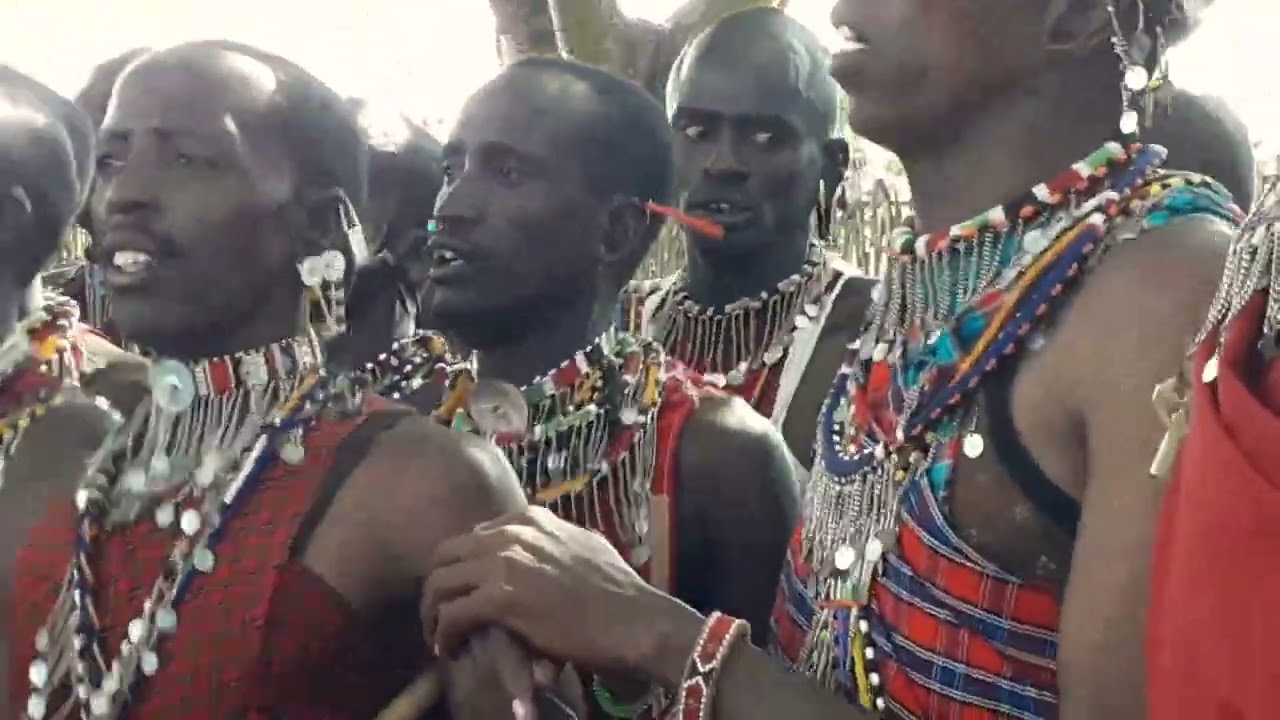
[1146, 0, 1209, 47]
[668, 6, 842, 137]
[150, 41, 368, 214]
[0, 66, 94, 274]
[508, 56, 675, 210]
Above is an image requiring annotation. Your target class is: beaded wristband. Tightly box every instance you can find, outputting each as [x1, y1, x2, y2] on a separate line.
[592, 675, 660, 719]
[667, 612, 750, 720]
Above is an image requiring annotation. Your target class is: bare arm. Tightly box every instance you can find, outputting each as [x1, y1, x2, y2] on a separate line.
[1056, 217, 1233, 719]
[675, 393, 798, 644]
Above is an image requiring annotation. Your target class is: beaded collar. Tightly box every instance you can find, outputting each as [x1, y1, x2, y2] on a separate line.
[444, 332, 666, 549]
[644, 242, 831, 387]
[792, 141, 1171, 705]
[356, 330, 453, 401]
[23, 334, 343, 720]
[0, 294, 86, 468]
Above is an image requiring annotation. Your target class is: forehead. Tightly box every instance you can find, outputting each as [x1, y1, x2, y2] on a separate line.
[450, 70, 598, 158]
[0, 94, 73, 184]
[103, 48, 279, 142]
[669, 34, 820, 127]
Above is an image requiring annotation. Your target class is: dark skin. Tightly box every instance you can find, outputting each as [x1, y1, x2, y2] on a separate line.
[430, 66, 798, 652]
[329, 103, 446, 370]
[420, 2, 1233, 719]
[666, 9, 874, 465]
[0, 45, 545, 720]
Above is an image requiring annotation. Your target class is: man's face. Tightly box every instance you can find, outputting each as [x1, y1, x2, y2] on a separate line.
[669, 35, 831, 257]
[427, 70, 604, 339]
[828, 0, 1049, 151]
[90, 47, 299, 349]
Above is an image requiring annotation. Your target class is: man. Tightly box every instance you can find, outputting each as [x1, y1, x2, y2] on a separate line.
[0, 41, 541, 720]
[328, 100, 443, 371]
[417, 1, 1244, 719]
[427, 55, 798, 713]
[52, 48, 150, 335]
[625, 7, 872, 467]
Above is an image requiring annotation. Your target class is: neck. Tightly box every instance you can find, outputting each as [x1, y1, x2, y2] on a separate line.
[683, 225, 812, 307]
[474, 300, 613, 388]
[142, 295, 307, 361]
[900, 57, 1120, 234]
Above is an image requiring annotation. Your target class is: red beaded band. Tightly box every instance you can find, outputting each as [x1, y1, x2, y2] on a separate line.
[668, 612, 750, 720]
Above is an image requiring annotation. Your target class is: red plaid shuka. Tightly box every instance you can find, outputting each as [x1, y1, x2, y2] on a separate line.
[8, 395, 423, 719]
[773, 472, 1061, 720]
[1147, 295, 1280, 719]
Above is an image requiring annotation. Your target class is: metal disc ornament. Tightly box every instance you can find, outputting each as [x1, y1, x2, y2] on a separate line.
[466, 379, 528, 439]
[148, 359, 195, 413]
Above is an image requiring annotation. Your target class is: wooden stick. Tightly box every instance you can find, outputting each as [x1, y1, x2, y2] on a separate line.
[373, 668, 444, 720]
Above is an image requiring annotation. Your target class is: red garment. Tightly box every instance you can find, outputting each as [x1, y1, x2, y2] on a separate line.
[1148, 295, 1280, 719]
[9, 397, 422, 719]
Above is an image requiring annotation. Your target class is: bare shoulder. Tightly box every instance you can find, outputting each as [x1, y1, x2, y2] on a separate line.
[1064, 214, 1233, 404]
[349, 415, 526, 562]
[678, 390, 798, 496]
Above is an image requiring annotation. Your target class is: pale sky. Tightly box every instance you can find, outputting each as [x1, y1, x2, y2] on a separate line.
[1, 0, 1272, 150]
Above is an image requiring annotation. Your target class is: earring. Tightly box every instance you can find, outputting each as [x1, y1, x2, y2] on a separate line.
[1106, 0, 1164, 138]
[297, 249, 347, 339]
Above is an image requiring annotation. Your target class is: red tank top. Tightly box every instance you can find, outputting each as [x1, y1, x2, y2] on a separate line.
[8, 395, 422, 719]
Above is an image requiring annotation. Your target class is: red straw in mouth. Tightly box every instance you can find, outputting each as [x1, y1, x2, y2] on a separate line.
[645, 201, 725, 240]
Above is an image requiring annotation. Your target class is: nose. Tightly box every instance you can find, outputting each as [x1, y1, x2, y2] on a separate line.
[431, 170, 483, 236]
[99, 155, 160, 222]
[703, 136, 748, 186]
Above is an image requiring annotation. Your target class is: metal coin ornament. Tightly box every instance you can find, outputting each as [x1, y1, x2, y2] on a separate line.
[320, 249, 346, 283]
[466, 379, 529, 442]
[148, 359, 195, 414]
[297, 255, 326, 288]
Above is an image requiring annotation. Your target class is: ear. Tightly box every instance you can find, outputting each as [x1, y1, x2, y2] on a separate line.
[599, 196, 653, 284]
[292, 187, 370, 270]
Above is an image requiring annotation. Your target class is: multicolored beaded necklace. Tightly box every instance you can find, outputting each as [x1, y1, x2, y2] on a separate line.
[792, 141, 1170, 709]
[0, 294, 86, 474]
[637, 242, 831, 391]
[23, 335, 338, 720]
[443, 332, 666, 552]
[355, 329, 453, 401]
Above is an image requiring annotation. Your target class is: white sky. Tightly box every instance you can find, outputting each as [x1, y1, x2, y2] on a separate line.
[1, 0, 1273, 151]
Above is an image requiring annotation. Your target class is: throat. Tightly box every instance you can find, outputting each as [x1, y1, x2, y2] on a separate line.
[682, 227, 814, 308]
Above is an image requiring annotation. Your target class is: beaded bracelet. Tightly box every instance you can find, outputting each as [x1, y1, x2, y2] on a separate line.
[667, 611, 750, 720]
[592, 675, 662, 719]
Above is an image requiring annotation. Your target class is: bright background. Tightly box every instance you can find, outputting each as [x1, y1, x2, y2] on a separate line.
[1, 0, 1272, 152]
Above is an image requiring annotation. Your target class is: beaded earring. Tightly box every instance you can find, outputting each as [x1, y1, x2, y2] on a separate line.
[297, 249, 347, 339]
[1105, 0, 1167, 138]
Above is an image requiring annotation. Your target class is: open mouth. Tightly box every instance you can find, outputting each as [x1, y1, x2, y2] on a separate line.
[686, 201, 756, 229]
[103, 249, 159, 289]
[834, 25, 869, 53]
[427, 246, 476, 283]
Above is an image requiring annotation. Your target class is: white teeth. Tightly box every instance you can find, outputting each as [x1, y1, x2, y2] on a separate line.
[836, 25, 867, 50]
[436, 249, 459, 265]
[112, 250, 153, 273]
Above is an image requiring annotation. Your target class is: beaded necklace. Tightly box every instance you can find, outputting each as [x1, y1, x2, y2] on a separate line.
[0, 294, 85, 472]
[641, 242, 830, 389]
[792, 141, 1170, 707]
[355, 329, 454, 401]
[23, 335, 338, 720]
[445, 332, 666, 551]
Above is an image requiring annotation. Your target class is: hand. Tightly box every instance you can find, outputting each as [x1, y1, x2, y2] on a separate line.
[442, 626, 562, 720]
[423, 506, 661, 674]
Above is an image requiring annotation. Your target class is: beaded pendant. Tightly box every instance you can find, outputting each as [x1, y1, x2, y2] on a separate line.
[794, 141, 1176, 707]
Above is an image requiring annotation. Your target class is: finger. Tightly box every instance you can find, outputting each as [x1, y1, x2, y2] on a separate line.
[485, 628, 537, 720]
[434, 585, 512, 655]
[532, 658, 559, 688]
[421, 558, 490, 648]
[432, 522, 547, 571]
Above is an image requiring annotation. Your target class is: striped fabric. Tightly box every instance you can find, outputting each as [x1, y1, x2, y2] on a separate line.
[771, 169, 1243, 720]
